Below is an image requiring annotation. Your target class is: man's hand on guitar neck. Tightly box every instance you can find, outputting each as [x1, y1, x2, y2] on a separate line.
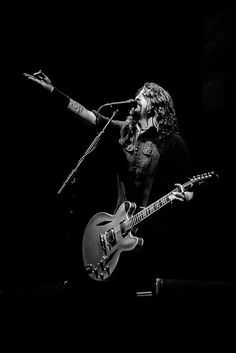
[170, 183, 193, 203]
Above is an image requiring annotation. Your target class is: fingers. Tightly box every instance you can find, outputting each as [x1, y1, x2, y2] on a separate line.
[23, 70, 51, 87]
[23, 73, 40, 83]
[171, 183, 186, 202]
[32, 69, 42, 76]
[23, 69, 46, 80]
[23, 72, 38, 81]
[175, 183, 184, 193]
[23, 73, 31, 78]
[33, 70, 46, 80]
[171, 193, 184, 202]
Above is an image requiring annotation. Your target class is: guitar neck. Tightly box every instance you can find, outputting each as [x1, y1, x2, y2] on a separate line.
[127, 180, 194, 230]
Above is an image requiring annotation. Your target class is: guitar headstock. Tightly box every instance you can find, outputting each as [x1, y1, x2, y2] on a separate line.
[190, 171, 218, 186]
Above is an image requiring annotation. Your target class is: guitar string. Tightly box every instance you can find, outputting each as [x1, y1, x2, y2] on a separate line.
[105, 173, 212, 243]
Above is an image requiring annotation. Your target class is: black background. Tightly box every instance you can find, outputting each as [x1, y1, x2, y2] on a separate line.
[1, 1, 235, 296]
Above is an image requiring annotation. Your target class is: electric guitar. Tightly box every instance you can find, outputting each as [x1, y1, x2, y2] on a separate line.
[82, 171, 217, 281]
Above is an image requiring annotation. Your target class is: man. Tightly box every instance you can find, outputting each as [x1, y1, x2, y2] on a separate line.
[24, 70, 194, 297]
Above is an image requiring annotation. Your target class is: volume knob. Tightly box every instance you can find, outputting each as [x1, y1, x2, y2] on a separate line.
[105, 266, 110, 275]
[84, 264, 93, 274]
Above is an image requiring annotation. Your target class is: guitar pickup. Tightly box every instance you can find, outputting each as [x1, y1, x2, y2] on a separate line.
[100, 231, 115, 253]
[120, 220, 127, 237]
[99, 234, 108, 255]
[106, 229, 117, 247]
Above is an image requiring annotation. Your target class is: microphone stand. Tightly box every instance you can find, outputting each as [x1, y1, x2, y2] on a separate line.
[56, 104, 118, 286]
[57, 106, 118, 195]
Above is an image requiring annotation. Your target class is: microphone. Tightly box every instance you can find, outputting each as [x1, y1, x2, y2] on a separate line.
[104, 99, 138, 108]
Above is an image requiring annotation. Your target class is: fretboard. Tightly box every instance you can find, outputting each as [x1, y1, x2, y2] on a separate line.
[125, 180, 194, 231]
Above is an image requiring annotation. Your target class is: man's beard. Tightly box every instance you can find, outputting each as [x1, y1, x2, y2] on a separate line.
[129, 107, 141, 121]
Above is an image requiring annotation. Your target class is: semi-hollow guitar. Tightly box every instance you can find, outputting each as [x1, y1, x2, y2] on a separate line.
[82, 171, 217, 281]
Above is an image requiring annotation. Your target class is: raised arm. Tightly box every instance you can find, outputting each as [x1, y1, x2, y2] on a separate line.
[23, 70, 96, 125]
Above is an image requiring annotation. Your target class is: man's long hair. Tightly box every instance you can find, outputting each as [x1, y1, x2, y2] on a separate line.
[119, 82, 179, 148]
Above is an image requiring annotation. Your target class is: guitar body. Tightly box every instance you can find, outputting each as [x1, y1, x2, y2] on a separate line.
[82, 201, 143, 281]
[82, 171, 217, 281]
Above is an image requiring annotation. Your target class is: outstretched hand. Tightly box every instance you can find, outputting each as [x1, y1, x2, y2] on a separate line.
[23, 69, 54, 92]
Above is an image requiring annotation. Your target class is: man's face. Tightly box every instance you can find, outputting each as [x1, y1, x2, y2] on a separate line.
[134, 88, 149, 117]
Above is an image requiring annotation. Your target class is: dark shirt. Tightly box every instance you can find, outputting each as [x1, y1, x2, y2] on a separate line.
[94, 111, 192, 211]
